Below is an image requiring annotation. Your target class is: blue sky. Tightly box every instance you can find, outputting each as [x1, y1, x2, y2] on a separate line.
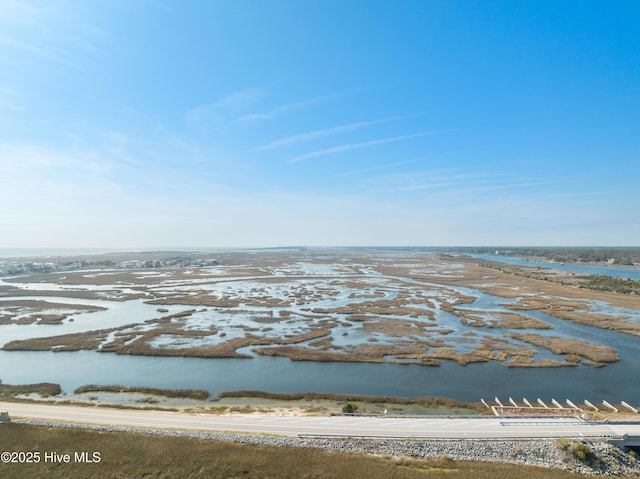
[1, 0, 638, 248]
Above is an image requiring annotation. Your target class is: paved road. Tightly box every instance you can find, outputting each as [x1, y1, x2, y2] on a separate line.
[1, 402, 638, 439]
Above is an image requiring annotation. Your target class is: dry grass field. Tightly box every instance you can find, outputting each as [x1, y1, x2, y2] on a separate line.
[0, 423, 588, 479]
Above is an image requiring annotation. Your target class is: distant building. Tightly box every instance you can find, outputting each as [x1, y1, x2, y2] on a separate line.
[116, 260, 143, 269]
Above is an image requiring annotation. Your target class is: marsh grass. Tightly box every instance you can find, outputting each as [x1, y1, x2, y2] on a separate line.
[0, 381, 61, 398]
[453, 309, 552, 329]
[255, 333, 565, 368]
[544, 309, 640, 337]
[361, 317, 435, 336]
[2, 331, 109, 351]
[456, 256, 640, 309]
[312, 299, 437, 320]
[74, 384, 209, 400]
[509, 333, 619, 365]
[0, 300, 106, 324]
[215, 390, 486, 412]
[254, 341, 433, 365]
[0, 423, 585, 479]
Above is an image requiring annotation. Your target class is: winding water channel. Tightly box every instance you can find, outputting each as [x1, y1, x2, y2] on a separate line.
[1, 260, 639, 404]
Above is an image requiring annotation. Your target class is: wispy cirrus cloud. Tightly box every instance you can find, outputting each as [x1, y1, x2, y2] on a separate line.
[232, 90, 348, 124]
[0, 33, 69, 67]
[360, 168, 570, 205]
[359, 168, 489, 192]
[188, 88, 367, 128]
[185, 88, 264, 124]
[0, 1, 104, 75]
[334, 159, 419, 177]
[0, 0, 51, 26]
[334, 153, 453, 178]
[289, 131, 441, 163]
[0, 94, 23, 112]
[250, 116, 405, 152]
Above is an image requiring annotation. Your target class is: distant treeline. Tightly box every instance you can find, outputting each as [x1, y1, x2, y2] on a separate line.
[439, 247, 640, 266]
[578, 275, 640, 295]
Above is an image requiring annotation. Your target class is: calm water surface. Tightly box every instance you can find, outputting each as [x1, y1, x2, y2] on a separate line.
[471, 253, 640, 280]
[1, 349, 638, 403]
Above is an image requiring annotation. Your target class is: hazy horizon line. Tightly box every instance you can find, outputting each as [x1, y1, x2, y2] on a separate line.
[1, 244, 639, 259]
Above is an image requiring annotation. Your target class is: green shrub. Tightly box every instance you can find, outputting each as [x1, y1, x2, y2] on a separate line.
[342, 402, 358, 413]
[571, 443, 591, 463]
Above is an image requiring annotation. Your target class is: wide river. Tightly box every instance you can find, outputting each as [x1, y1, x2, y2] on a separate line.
[471, 253, 640, 280]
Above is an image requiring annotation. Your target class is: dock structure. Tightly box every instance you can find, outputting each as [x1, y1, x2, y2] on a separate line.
[584, 400, 599, 412]
[566, 399, 580, 410]
[491, 405, 580, 417]
[602, 400, 618, 413]
[551, 399, 564, 409]
[490, 397, 581, 417]
[481, 397, 636, 417]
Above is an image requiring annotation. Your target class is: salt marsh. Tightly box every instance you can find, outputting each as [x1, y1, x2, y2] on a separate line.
[1, 249, 638, 401]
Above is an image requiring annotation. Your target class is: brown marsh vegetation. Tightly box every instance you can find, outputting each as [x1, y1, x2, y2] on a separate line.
[0, 382, 61, 398]
[0, 300, 106, 325]
[74, 384, 209, 400]
[1, 250, 636, 369]
[508, 334, 619, 366]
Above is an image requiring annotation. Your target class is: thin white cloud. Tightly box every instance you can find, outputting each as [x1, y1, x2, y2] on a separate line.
[397, 178, 557, 194]
[231, 95, 328, 124]
[356, 168, 505, 195]
[0, 0, 51, 26]
[214, 88, 263, 112]
[232, 89, 363, 124]
[0, 95, 23, 112]
[289, 131, 441, 163]
[250, 116, 405, 152]
[188, 88, 367, 127]
[0, 0, 104, 74]
[0, 33, 64, 63]
[186, 88, 264, 124]
[334, 159, 419, 177]
[335, 153, 454, 178]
